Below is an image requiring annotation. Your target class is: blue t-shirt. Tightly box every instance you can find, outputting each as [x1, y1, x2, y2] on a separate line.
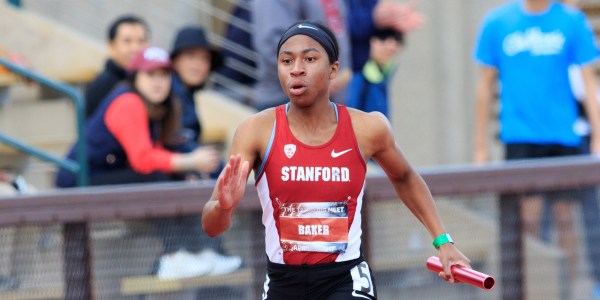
[474, 0, 599, 146]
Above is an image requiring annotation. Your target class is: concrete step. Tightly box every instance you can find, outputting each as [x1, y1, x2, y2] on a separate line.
[0, 98, 76, 155]
[0, 2, 105, 84]
[0, 89, 76, 190]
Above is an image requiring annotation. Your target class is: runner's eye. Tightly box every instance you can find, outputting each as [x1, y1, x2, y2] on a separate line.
[306, 57, 316, 62]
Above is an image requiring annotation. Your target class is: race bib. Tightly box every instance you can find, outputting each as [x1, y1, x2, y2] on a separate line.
[278, 201, 348, 253]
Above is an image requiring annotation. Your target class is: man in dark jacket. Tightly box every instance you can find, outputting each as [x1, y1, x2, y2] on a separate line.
[84, 15, 149, 118]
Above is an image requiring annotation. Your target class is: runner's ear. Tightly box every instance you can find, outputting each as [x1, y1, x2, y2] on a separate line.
[329, 61, 339, 79]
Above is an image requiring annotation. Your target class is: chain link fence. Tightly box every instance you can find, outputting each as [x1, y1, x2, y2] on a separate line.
[1, 157, 600, 299]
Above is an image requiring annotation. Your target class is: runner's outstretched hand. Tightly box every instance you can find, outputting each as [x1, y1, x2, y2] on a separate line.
[215, 154, 250, 211]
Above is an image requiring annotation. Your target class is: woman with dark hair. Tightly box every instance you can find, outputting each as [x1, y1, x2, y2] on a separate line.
[56, 47, 239, 280]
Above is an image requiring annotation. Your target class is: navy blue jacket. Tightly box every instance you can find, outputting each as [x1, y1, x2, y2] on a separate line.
[170, 74, 202, 153]
[85, 59, 127, 118]
[346, 0, 378, 72]
[56, 84, 160, 187]
[346, 70, 390, 118]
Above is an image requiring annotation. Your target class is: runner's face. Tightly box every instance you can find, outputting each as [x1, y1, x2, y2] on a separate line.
[278, 35, 338, 106]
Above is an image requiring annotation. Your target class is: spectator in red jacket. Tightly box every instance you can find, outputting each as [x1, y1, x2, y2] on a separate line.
[56, 47, 241, 279]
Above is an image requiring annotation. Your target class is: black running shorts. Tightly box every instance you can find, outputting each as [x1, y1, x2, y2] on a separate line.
[262, 256, 377, 300]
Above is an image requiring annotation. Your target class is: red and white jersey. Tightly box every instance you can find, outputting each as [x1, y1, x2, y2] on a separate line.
[255, 103, 367, 265]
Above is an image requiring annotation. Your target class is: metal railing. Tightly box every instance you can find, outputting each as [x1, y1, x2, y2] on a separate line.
[6, 0, 21, 8]
[0, 58, 88, 186]
[1, 155, 600, 299]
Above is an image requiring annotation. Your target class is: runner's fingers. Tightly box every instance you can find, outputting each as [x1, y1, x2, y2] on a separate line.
[231, 154, 241, 178]
[232, 156, 242, 177]
[438, 271, 455, 283]
[240, 161, 250, 181]
[442, 259, 454, 282]
[457, 259, 472, 269]
[227, 155, 236, 170]
[438, 271, 449, 281]
[222, 163, 232, 186]
[216, 171, 226, 200]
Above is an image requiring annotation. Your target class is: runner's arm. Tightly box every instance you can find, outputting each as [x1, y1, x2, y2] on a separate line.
[367, 113, 471, 281]
[202, 116, 258, 237]
[368, 114, 447, 239]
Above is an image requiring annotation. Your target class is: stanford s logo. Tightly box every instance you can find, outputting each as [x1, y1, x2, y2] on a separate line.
[284, 144, 296, 159]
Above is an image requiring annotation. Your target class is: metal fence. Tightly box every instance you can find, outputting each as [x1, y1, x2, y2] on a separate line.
[1, 155, 600, 300]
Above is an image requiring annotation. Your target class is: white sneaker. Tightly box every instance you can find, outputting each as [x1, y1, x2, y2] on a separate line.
[156, 250, 213, 280]
[195, 249, 242, 276]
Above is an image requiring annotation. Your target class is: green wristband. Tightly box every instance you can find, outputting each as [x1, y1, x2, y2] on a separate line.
[432, 233, 454, 249]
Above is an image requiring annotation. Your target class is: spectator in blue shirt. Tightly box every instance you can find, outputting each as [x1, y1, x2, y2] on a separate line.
[473, 0, 600, 295]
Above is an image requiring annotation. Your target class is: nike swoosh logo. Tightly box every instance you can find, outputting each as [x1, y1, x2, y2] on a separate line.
[331, 148, 352, 158]
[351, 290, 372, 299]
[298, 24, 318, 30]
